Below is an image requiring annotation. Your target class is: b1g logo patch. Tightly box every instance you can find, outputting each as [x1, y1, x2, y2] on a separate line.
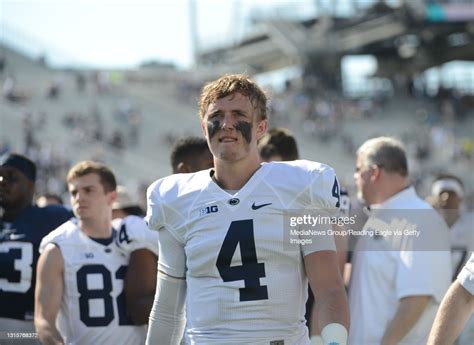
[200, 205, 219, 216]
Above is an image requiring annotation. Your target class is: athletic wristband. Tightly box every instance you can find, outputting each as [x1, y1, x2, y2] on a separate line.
[310, 335, 323, 345]
[321, 323, 348, 345]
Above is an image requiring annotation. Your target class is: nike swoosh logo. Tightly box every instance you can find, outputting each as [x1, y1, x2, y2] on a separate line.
[9, 234, 26, 240]
[251, 202, 272, 210]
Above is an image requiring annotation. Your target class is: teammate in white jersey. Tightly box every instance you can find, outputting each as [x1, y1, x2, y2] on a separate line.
[427, 174, 474, 344]
[145, 74, 349, 345]
[111, 185, 159, 325]
[428, 252, 474, 344]
[428, 174, 474, 279]
[35, 160, 158, 345]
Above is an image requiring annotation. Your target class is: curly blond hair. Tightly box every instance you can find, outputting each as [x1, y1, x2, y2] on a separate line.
[198, 74, 268, 121]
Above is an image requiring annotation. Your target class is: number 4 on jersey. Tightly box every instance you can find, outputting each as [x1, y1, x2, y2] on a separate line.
[216, 220, 268, 302]
[332, 177, 340, 208]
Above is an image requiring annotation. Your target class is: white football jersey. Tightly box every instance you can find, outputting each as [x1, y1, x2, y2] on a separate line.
[449, 212, 474, 279]
[147, 160, 340, 344]
[39, 216, 158, 345]
[112, 215, 159, 257]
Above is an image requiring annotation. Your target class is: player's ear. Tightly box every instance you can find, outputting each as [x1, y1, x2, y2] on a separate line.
[26, 180, 35, 198]
[200, 119, 208, 138]
[256, 118, 268, 141]
[108, 190, 118, 205]
[176, 162, 191, 174]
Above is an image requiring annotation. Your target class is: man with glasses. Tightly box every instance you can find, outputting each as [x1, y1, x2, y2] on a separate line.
[349, 137, 451, 345]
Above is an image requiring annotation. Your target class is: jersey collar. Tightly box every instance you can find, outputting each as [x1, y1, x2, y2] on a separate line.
[205, 163, 271, 207]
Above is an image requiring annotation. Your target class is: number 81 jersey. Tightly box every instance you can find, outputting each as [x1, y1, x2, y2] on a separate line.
[39, 217, 154, 345]
[147, 160, 340, 344]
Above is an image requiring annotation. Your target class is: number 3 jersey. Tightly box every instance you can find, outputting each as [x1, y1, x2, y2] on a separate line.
[146, 160, 340, 344]
[0, 205, 72, 321]
[39, 215, 158, 345]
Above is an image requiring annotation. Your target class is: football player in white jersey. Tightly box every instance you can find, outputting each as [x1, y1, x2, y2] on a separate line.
[428, 174, 474, 279]
[428, 174, 474, 344]
[34, 161, 158, 345]
[111, 185, 158, 325]
[145, 74, 349, 345]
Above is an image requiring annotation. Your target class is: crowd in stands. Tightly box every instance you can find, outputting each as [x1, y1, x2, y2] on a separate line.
[1, 54, 149, 200]
[1, 70, 473, 344]
[1, 50, 472, 209]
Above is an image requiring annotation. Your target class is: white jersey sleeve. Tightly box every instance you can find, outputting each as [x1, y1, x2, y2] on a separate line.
[39, 220, 74, 253]
[308, 162, 341, 213]
[157, 227, 186, 278]
[113, 215, 159, 256]
[146, 174, 203, 277]
[146, 180, 165, 232]
[146, 175, 198, 244]
[270, 160, 340, 212]
[457, 252, 474, 295]
[279, 161, 339, 256]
